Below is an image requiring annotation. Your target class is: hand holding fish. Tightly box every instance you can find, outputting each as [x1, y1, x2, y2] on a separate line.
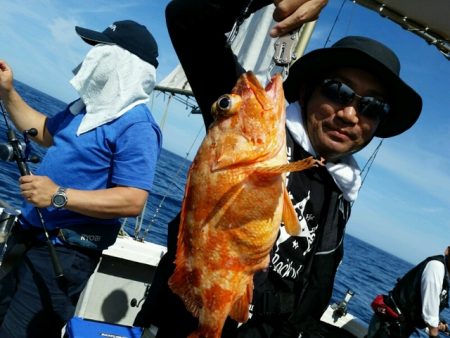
[271, 0, 328, 37]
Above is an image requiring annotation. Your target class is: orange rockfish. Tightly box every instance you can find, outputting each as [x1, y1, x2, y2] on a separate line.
[168, 72, 321, 338]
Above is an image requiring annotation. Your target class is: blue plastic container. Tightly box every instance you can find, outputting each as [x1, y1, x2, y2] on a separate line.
[66, 317, 143, 338]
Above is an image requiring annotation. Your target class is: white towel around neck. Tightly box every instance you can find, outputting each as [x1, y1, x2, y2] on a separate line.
[69, 44, 156, 135]
[285, 102, 362, 202]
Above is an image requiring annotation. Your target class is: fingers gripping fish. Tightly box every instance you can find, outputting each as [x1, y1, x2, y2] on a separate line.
[168, 72, 322, 338]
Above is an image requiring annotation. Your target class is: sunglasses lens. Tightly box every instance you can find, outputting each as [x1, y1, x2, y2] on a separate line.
[322, 79, 390, 120]
[322, 80, 354, 106]
[359, 97, 390, 119]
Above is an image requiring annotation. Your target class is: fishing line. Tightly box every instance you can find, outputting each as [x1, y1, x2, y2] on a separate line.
[0, 100, 64, 278]
[137, 124, 204, 242]
[323, 0, 347, 47]
[359, 139, 383, 184]
[351, 139, 384, 207]
[0, 102, 12, 130]
[226, 0, 254, 47]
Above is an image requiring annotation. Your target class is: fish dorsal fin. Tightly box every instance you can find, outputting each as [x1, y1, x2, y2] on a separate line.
[282, 187, 300, 236]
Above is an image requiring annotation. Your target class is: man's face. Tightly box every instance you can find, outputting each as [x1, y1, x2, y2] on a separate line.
[303, 67, 387, 161]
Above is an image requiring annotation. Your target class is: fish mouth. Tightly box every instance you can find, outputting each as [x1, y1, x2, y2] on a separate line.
[264, 73, 284, 100]
[240, 72, 284, 110]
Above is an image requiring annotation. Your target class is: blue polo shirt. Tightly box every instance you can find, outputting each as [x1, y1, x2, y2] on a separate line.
[20, 102, 162, 232]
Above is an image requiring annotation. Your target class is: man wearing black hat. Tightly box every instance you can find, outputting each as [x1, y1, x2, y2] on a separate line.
[368, 246, 450, 338]
[0, 20, 161, 337]
[133, 1, 422, 337]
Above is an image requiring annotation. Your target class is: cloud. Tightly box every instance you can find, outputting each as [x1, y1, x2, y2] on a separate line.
[359, 140, 450, 206]
[347, 140, 449, 264]
[68, 1, 142, 15]
[348, 197, 448, 264]
[49, 17, 79, 45]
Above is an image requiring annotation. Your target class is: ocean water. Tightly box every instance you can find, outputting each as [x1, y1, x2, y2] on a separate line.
[0, 81, 448, 336]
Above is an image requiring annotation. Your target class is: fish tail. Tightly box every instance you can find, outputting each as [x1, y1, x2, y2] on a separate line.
[256, 156, 323, 175]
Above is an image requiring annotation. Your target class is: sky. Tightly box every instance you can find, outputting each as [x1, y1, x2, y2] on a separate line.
[0, 0, 448, 265]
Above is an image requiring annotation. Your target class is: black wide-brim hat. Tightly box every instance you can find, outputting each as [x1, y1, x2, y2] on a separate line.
[75, 20, 159, 68]
[283, 36, 422, 138]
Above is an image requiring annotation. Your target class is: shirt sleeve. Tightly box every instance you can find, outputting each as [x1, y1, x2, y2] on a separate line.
[112, 121, 162, 191]
[421, 260, 445, 327]
[45, 108, 69, 136]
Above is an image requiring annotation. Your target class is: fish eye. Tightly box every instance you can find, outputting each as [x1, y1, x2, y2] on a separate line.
[211, 94, 242, 118]
[218, 95, 232, 110]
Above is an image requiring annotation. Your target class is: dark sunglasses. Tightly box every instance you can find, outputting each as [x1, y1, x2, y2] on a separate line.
[320, 79, 390, 120]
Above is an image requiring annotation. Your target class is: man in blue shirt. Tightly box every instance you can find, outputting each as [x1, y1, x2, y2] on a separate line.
[0, 20, 162, 337]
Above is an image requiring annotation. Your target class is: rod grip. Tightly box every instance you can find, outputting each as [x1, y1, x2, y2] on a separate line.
[47, 241, 64, 278]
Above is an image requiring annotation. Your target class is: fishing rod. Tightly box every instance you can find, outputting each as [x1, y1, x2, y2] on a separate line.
[0, 100, 64, 278]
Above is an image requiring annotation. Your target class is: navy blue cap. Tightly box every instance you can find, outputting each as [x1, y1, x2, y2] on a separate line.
[75, 20, 159, 68]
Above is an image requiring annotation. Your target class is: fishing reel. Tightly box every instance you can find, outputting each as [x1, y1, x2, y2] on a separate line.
[331, 289, 355, 319]
[0, 128, 40, 168]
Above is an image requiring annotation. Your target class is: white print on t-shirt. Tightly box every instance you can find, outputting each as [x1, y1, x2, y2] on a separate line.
[292, 190, 318, 256]
[271, 190, 319, 279]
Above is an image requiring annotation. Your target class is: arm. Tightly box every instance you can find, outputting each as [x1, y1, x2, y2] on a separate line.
[165, 0, 253, 128]
[427, 321, 449, 337]
[19, 174, 148, 218]
[421, 260, 445, 337]
[65, 186, 148, 218]
[438, 321, 449, 335]
[0, 60, 53, 147]
[18, 119, 160, 219]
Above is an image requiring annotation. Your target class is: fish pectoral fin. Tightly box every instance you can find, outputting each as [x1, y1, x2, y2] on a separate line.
[168, 267, 201, 318]
[212, 148, 265, 172]
[229, 279, 253, 322]
[255, 156, 323, 175]
[282, 188, 300, 236]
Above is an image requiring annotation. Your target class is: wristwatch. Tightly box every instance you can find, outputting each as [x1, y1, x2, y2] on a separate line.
[51, 186, 68, 209]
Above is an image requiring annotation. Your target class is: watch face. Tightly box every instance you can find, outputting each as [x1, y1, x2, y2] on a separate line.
[53, 194, 67, 208]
